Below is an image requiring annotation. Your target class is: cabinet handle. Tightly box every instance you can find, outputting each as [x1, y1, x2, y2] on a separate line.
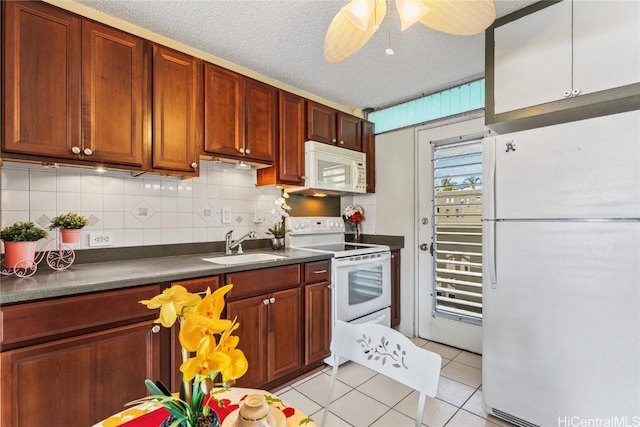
[327, 284, 333, 289]
[263, 299, 270, 305]
[331, 138, 336, 143]
[245, 148, 251, 155]
[269, 297, 276, 304]
[300, 175, 306, 180]
[151, 325, 161, 334]
[339, 140, 344, 145]
[190, 162, 198, 170]
[562, 90, 571, 98]
[313, 269, 328, 274]
[571, 88, 581, 97]
[83, 148, 93, 156]
[71, 146, 81, 155]
[239, 147, 245, 154]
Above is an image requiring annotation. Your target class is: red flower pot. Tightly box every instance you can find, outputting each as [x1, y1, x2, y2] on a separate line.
[60, 229, 81, 243]
[3, 241, 37, 268]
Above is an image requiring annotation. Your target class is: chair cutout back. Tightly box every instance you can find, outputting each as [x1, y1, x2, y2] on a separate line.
[321, 320, 442, 427]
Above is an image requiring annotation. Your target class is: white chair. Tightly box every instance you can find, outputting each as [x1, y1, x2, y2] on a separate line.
[320, 320, 442, 427]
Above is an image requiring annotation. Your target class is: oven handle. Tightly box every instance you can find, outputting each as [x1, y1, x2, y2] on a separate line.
[334, 252, 391, 267]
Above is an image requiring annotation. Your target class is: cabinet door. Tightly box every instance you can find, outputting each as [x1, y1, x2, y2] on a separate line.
[493, 1, 572, 114]
[244, 78, 276, 163]
[304, 282, 331, 365]
[337, 113, 362, 151]
[362, 120, 375, 193]
[390, 250, 401, 327]
[2, 1, 81, 159]
[152, 45, 202, 173]
[0, 321, 159, 427]
[82, 20, 146, 167]
[573, 1, 640, 97]
[268, 288, 302, 380]
[204, 63, 244, 158]
[306, 101, 336, 144]
[227, 296, 269, 388]
[278, 91, 306, 185]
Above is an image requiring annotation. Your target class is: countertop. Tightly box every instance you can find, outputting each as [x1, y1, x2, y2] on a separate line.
[0, 234, 404, 306]
[0, 248, 331, 305]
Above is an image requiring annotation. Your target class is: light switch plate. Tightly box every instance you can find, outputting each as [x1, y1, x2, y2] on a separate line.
[222, 207, 231, 224]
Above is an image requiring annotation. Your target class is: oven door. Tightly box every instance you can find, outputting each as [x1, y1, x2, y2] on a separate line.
[334, 252, 391, 322]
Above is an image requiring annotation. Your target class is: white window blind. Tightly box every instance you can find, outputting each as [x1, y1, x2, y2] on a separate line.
[432, 135, 483, 322]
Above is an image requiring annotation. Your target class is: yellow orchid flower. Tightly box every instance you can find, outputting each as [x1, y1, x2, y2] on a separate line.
[179, 312, 233, 352]
[180, 335, 232, 383]
[139, 285, 202, 327]
[220, 348, 248, 382]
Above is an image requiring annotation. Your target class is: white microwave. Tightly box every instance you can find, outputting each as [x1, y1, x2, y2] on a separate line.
[298, 140, 366, 195]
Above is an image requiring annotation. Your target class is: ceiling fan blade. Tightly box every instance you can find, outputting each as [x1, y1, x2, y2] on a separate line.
[419, 0, 496, 36]
[325, 0, 387, 64]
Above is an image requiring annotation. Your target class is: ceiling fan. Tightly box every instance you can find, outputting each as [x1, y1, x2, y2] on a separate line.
[325, 0, 496, 63]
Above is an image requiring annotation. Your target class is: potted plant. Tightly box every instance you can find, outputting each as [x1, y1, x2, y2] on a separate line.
[343, 205, 365, 242]
[135, 284, 248, 427]
[0, 221, 48, 268]
[266, 192, 291, 250]
[49, 212, 89, 243]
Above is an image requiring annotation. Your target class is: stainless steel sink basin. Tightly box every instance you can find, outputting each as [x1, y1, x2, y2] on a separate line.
[202, 253, 287, 266]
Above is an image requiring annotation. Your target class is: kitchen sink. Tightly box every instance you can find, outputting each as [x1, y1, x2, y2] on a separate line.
[201, 253, 287, 266]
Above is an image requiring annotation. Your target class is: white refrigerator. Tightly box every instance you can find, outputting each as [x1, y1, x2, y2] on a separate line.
[482, 110, 640, 427]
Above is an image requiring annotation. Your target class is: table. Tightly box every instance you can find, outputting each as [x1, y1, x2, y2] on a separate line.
[93, 387, 317, 427]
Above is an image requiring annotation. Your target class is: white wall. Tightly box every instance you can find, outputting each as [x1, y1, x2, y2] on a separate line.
[371, 127, 416, 336]
[0, 160, 282, 252]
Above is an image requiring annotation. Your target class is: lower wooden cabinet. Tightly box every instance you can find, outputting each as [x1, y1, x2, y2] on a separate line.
[0, 321, 159, 427]
[227, 287, 302, 388]
[391, 250, 401, 327]
[304, 281, 332, 364]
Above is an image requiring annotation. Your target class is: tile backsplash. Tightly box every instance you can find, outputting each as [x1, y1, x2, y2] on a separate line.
[0, 160, 284, 252]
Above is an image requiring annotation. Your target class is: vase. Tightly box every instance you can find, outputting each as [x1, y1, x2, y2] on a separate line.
[238, 394, 275, 427]
[270, 237, 284, 250]
[352, 223, 361, 242]
[160, 412, 220, 427]
[3, 241, 37, 268]
[60, 229, 81, 243]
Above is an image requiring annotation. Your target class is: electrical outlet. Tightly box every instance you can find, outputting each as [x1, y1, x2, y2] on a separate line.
[89, 232, 114, 247]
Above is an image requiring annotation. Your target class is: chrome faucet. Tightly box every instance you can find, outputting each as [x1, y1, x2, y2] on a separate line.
[225, 230, 257, 255]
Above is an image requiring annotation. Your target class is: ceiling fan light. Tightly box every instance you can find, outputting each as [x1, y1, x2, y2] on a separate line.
[396, 0, 430, 31]
[341, 0, 376, 31]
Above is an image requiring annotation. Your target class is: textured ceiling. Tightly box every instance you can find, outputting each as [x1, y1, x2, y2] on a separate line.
[74, 0, 539, 111]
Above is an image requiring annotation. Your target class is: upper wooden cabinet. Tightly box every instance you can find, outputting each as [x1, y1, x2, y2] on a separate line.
[306, 101, 362, 151]
[203, 64, 275, 164]
[486, 0, 640, 133]
[257, 91, 305, 186]
[2, 1, 146, 167]
[361, 120, 375, 193]
[152, 44, 202, 175]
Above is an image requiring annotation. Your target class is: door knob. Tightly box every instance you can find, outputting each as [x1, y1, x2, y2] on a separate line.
[239, 147, 245, 154]
[269, 297, 275, 304]
[245, 148, 251, 154]
[83, 148, 93, 156]
[190, 162, 198, 169]
[71, 146, 81, 155]
[151, 325, 161, 334]
[419, 243, 429, 251]
[263, 299, 269, 305]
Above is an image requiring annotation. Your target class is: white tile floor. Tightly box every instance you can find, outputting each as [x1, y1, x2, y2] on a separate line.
[271, 338, 515, 427]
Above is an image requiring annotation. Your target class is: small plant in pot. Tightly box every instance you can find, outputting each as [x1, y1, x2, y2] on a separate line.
[0, 221, 48, 268]
[49, 212, 89, 243]
[266, 192, 291, 250]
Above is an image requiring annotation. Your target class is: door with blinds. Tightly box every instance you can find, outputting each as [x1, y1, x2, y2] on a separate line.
[416, 115, 485, 353]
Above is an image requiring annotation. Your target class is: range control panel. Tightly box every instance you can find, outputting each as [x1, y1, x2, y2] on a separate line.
[285, 217, 345, 235]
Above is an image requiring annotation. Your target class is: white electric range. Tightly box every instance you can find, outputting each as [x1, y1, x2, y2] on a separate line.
[286, 217, 391, 365]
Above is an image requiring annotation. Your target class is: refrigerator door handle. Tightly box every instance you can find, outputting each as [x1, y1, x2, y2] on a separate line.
[488, 220, 497, 287]
[483, 136, 498, 286]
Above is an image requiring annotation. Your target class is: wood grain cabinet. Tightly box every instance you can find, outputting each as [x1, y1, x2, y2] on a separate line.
[2, 1, 146, 168]
[306, 100, 362, 151]
[390, 250, 401, 327]
[0, 285, 161, 427]
[152, 44, 202, 175]
[303, 260, 332, 365]
[257, 90, 306, 186]
[486, 0, 640, 133]
[203, 63, 276, 165]
[361, 120, 376, 193]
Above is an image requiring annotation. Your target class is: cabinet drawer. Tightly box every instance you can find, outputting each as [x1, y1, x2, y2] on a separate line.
[225, 265, 301, 299]
[0, 285, 161, 349]
[304, 260, 331, 284]
[171, 276, 220, 295]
